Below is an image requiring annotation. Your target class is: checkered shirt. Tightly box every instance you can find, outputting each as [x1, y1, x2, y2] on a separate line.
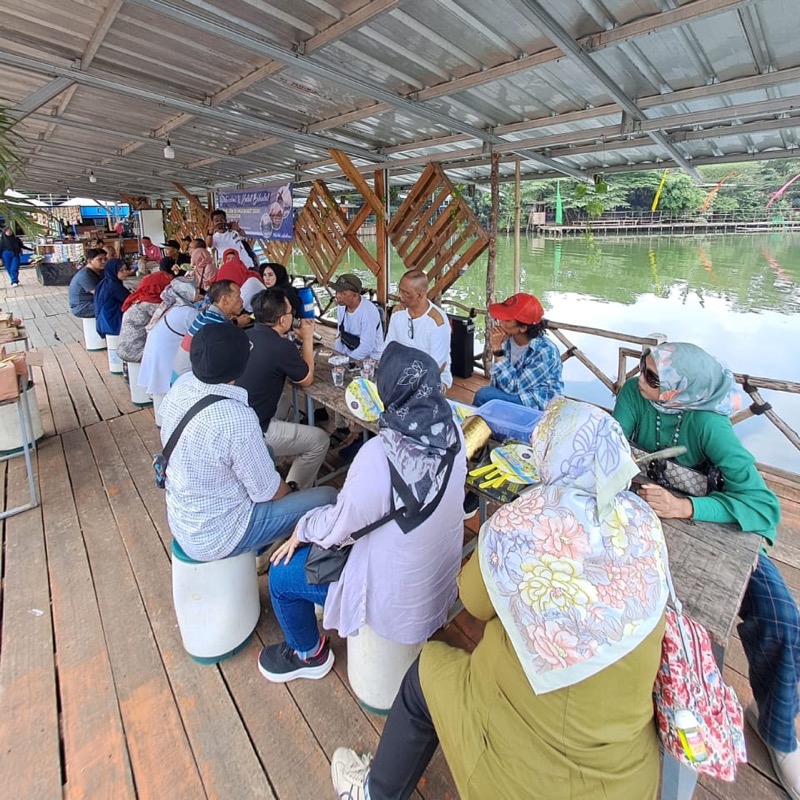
[490, 334, 564, 410]
[160, 373, 280, 560]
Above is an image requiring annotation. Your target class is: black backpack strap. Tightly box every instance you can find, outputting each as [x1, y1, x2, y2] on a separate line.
[162, 394, 227, 465]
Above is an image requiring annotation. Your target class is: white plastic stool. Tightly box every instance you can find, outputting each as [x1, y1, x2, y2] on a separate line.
[347, 625, 424, 714]
[106, 334, 123, 373]
[0, 383, 44, 456]
[82, 317, 107, 351]
[152, 392, 166, 426]
[171, 539, 260, 663]
[125, 361, 151, 406]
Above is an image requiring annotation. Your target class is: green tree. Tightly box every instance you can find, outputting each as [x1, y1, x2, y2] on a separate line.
[0, 109, 44, 235]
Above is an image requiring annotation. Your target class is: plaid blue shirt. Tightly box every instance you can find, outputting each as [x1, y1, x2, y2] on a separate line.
[490, 334, 563, 410]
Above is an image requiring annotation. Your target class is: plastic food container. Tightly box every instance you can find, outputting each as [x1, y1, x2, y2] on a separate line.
[476, 400, 543, 442]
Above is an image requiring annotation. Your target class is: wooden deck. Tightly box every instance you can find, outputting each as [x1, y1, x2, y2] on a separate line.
[0, 267, 798, 799]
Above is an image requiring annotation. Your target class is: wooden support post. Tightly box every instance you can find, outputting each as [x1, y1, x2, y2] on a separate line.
[374, 169, 390, 312]
[483, 152, 500, 373]
[513, 160, 521, 293]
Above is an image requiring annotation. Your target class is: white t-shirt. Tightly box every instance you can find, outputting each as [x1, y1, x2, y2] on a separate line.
[385, 301, 452, 388]
[211, 229, 254, 269]
[334, 298, 384, 361]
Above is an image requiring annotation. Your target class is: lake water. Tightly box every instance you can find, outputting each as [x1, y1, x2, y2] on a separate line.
[289, 233, 800, 471]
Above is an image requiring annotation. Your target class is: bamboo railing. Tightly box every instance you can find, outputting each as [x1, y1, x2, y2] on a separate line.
[438, 298, 800, 454]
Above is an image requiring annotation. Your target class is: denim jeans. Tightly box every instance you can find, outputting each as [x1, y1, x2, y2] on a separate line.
[230, 486, 337, 557]
[473, 385, 523, 407]
[268, 545, 330, 657]
[1, 251, 20, 284]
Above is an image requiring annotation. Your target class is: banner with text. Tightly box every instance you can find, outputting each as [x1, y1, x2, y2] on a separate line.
[216, 183, 293, 241]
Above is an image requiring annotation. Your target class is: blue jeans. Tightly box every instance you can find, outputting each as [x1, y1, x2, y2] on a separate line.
[473, 385, 523, 407]
[269, 545, 330, 657]
[2, 251, 20, 284]
[739, 553, 800, 752]
[230, 486, 337, 557]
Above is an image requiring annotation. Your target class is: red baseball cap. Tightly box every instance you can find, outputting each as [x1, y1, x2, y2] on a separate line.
[488, 293, 544, 325]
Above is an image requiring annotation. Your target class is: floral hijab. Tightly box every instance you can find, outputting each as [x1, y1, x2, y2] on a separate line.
[146, 277, 196, 332]
[377, 341, 460, 533]
[479, 398, 669, 695]
[650, 342, 741, 416]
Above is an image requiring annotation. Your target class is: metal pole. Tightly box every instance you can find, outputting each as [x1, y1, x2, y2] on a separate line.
[513, 159, 521, 293]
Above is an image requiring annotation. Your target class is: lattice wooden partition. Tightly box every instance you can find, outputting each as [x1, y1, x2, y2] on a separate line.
[257, 239, 292, 266]
[294, 179, 350, 284]
[387, 163, 490, 298]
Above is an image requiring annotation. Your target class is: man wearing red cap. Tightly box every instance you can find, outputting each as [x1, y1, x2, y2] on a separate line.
[475, 292, 563, 410]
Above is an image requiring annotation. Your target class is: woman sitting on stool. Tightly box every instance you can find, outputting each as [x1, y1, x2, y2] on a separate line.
[258, 341, 467, 683]
[613, 341, 799, 799]
[474, 292, 563, 409]
[332, 399, 669, 800]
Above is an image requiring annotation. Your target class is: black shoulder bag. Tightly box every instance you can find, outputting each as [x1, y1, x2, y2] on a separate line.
[153, 395, 226, 488]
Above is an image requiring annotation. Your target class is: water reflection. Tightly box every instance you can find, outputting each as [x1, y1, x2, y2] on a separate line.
[294, 233, 800, 470]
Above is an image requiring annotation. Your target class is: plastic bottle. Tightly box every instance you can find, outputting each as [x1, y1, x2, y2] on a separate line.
[674, 709, 709, 764]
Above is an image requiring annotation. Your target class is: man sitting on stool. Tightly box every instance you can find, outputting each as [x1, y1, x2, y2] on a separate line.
[385, 269, 452, 391]
[237, 288, 330, 490]
[160, 323, 336, 562]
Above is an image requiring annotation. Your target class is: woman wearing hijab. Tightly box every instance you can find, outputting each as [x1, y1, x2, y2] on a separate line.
[261, 262, 301, 318]
[258, 342, 467, 683]
[94, 258, 134, 337]
[215, 248, 264, 312]
[1, 226, 28, 287]
[138, 277, 198, 425]
[117, 271, 172, 363]
[332, 398, 669, 800]
[613, 342, 799, 798]
[189, 237, 216, 292]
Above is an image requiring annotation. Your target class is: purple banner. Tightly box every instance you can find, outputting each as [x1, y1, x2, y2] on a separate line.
[216, 183, 293, 241]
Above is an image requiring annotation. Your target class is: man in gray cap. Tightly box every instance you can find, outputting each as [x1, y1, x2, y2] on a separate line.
[159, 323, 337, 562]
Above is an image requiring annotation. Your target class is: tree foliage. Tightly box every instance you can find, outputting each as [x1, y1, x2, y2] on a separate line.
[0, 109, 45, 236]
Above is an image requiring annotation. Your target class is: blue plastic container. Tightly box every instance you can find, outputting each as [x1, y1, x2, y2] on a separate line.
[297, 286, 316, 319]
[476, 400, 543, 442]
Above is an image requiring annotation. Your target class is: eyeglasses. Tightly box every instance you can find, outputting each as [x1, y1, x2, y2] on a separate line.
[407, 315, 414, 340]
[639, 354, 660, 389]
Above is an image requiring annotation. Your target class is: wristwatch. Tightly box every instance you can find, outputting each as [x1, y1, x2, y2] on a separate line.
[492, 348, 505, 357]
[287, 480, 299, 493]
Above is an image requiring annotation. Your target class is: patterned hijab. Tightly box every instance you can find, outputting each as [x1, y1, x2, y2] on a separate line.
[479, 398, 668, 695]
[377, 341, 459, 533]
[649, 342, 741, 416]
[146, 277, 196, 331]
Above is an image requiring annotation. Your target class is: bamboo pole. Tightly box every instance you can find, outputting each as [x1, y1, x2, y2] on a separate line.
[513, 159, 521, 293]
[483, 153, 500, 373]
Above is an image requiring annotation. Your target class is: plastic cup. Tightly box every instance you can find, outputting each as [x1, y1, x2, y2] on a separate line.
[361, 359, 375, 380]
[332, 365, 345, 387]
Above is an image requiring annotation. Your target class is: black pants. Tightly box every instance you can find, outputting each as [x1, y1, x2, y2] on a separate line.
[368, 657, 440, 800]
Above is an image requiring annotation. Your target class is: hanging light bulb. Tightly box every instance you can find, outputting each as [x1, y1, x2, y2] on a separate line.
[89, 170, 97, 184]
[163, 138, 175, 159]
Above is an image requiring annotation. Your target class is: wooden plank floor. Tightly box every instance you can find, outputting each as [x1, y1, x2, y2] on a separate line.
[0, 267, 797, 799]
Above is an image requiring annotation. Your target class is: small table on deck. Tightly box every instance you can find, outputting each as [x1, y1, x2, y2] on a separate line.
[470, 477, 762, 800]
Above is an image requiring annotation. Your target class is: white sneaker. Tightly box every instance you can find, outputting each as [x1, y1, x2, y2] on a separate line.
[746, 702, 800, 799]
[331, 747, 371, 800]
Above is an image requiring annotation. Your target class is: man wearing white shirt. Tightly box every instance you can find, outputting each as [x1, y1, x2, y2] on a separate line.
[206, 208, 255, 270]
[385, 270, 452, 389]
[331, 273, 384, 361]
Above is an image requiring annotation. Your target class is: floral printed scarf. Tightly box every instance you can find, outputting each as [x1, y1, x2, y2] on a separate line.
[479, 398, 669, 694]
[377, 341, 459, 533]
[650, 342, 741, 416]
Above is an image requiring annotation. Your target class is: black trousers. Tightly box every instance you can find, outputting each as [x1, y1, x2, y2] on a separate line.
[368, 657, 440, 800]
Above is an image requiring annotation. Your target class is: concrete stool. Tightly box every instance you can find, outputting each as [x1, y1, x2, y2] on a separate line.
[171, 539, 260, 664]
[152, 392, 166, 426]
[125, 361, 151, 406]
[0, 383, 44, 456]
[82, 317, 107, 351]
[106, 334, 123, 373]
[347, 625, 424, 714]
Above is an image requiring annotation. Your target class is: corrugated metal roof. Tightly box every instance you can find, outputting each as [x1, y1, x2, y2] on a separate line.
[1, 0, 798, 200]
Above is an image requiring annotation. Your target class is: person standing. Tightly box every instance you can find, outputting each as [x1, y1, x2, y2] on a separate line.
[1, 226, 28, 287]
[68, 248, 107, 317]
[205, 208, 255, 270]
[385, 269, 452, 389]
[236, 288, 329, 490]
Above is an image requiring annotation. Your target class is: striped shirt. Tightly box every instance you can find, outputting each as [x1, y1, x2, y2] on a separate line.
[160, 374, 280, 560]
[171, 304, 227, 383]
